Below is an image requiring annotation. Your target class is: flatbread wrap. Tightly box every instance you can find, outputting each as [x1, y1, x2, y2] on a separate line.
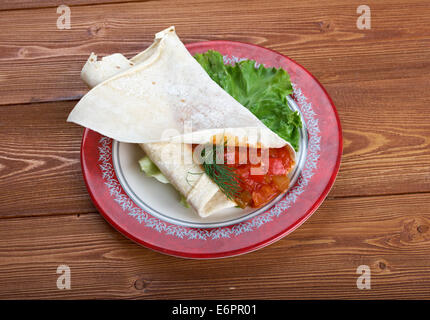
[68, 26, 297, 217]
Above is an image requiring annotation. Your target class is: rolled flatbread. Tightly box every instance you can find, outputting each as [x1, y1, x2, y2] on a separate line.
[68, 26, 295, 217]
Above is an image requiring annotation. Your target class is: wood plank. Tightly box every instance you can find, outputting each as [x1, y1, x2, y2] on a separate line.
[0, 101, 95, 218]
[0, 0, 145, 11]
[0, 0, 429, 105]
[1, 83, 429, 218]
[0, 193, 429, 299]
[328, 77, 430, 197]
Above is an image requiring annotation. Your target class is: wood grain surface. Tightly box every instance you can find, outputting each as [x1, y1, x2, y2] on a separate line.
[1, 194, 430, 299]
[0, 0, 429, 299]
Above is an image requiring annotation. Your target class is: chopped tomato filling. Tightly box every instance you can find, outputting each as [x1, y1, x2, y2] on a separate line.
[192, 144, 294, 209]
[224, 145, 294, 208]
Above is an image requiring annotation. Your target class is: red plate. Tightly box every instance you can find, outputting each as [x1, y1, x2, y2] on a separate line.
[80, 41, 342, 259]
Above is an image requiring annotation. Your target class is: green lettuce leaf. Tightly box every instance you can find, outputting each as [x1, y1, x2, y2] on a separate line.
[194, 50, 302, 151]
[139, 156, 191, 208]
[138, 156, 169, 184]
[179, 194, 191, 208]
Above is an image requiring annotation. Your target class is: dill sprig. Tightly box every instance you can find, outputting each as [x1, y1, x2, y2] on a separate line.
[200, 144, 242, 201]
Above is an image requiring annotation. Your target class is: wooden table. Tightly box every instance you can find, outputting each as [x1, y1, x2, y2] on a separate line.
[0, 0, 429, 299]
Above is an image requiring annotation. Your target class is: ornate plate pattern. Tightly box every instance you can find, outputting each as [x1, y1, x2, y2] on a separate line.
[80, 40, 342, 258]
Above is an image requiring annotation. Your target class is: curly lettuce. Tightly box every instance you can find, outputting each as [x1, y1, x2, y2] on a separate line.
[139, 156, 190, 208]
[194, 50, 302, 151]
[138, 156, 169, 184]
